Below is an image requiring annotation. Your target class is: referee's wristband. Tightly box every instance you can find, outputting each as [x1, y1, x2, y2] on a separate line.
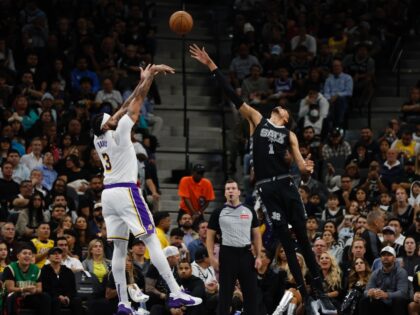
[211, 68, 244, 109]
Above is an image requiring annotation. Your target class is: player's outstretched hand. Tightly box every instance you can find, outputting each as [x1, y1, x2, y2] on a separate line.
[304, 153, 314, 174]
[151, 64, 175, 76]
[139, 64, 153, 81]
[189, 44, 212, 66]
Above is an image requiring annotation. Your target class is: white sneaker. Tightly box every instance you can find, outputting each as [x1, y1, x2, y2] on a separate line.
[128, 284, 149, 303]
[133, 308, 150, 315]
[169, 289, 202, 308]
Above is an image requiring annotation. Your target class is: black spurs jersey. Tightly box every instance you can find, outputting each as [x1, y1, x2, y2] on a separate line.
[252, 118, 291, 181]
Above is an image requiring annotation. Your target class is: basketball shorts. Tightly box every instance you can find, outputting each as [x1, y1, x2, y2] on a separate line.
[101, 182, 155, 240]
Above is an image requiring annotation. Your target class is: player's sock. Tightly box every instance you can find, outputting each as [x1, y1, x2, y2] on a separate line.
[141, 234, 181, 293]
[112, 239, 130, 305]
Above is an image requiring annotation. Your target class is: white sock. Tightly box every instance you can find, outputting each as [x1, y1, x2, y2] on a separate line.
[112, 240, 130, 305]
[141, 234, 181, 293]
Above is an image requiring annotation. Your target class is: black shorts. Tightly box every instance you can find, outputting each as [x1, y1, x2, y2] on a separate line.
[257, 177, 307, 229]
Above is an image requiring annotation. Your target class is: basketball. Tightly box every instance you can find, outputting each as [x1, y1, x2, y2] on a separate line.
[169, 11, 193, 35]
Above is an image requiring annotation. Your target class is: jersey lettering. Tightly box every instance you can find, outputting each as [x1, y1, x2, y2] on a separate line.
[97, 140, 108, 149]
[260, 128, 286, 144]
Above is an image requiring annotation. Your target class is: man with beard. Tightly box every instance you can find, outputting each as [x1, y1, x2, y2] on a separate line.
[79, 175, 103, 211]
[359, 246, 409, 315]
[89, 203, 105, 237]
[178, 212, 198, 247]
[400, 158, 420, 190]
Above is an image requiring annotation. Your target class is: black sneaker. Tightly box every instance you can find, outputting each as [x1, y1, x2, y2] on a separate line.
[303, 296, 320, 315]
[318, 294, 337, 315]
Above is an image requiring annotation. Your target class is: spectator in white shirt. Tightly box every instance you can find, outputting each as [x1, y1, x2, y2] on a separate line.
[45, 236, 84, 272]
[0, 149, 30, 184]
[291, 27, 317, 57]
[95, 78, 123, 110]
[21, 137, 43, 171]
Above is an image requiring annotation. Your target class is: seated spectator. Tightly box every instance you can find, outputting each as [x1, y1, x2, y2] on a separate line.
[298, 86, 329, 121]
[48, 204, 67, 233]
[312, 238, 328, 264]
[360, 246, 409, 315]
[318, 252, 342, 309]
[32, 222, 54, 268]
[306, 216, 321, 244]
[353, 188, 370, 216]
[70, 56, 100, 93]
[89, 203, 105, 238]
[343, 44, 375, 110]
[328, 25, 348, 57]
[169, 228, 189, 261]
[95, 78, 122, 110]
[341, 238, 367, 286]
[380, 148, 404, 191]
[1, 149, 30, 184]
[187, 221, 208, 263]
[240, 64, 271, 106]
[191, 247, 218, 295]
[229, 43, 261, 88]
[323, 59, 353, 127]
[290, 27, 317, 57]
[388, 218, 405, 246]
[401, 158, 420, 191]
[20, 137, 43, 171]
[409, 181, 420, 210]
[406, 213, 420, 243]
[178, 212, 198, 247]
[50, 236, 84, 272]
[31, 169, 48, 197]
[271, 66, 297, 101]
[297, 101, 329, 141]
[322, 129, 352, 161]
[0, 161, 20, 205]
[391, 186, 414, 233]
[321, 194, 345, 226]
[74, 216, 91, 256]
[54, 214, 73, 239]
[345, 144, 375, 169]
[322, 228, 343, 264]
[401, 236, 420, 278]
[391, 130, 420, 160]
[3, 244, 51, 315]
[41, 247, 82, 315]
[131, 239, 150, 278]
[401, 87, 420, 124]
[16, 192, 47, 239]
[341, 257, 371, 315]
[1, 222, 19, 262]
[36, 152, 57, 191]
[82, 238, 111, 283]
[379, 192, 393, 212]
[358, 162, 388, 203]
[408, 263, 420, 315]
[353, 127, 380, 157]
[64, 229, 83, 259]
[270, 243, 288, 272]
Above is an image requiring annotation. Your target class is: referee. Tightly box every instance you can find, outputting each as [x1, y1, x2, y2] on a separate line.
[207, 179, 262, 315]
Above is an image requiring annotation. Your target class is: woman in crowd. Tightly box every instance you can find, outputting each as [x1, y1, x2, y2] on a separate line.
[318, 251, 342, 309]
[341, 257, 371, 315]
[347, 200, 360, 216]
[53, 214, 73, 239]
[82, 238, 111, 283]
[353, 188, 370, 216]
[74, 216, 91, 259]
[402, 236, 420, 278]
[322, 223, 343, 263]
[270, 243, 288, 274]
[392, 186, 414, 233]
[0, 240, 9, 272]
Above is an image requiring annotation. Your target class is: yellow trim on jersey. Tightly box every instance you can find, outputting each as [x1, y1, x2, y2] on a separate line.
[107, 236, 129, 241]
[128, 189, 146, 235]
[134, 231, 147, 238]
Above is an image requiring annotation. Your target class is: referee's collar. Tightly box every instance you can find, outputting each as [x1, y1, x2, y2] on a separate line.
[224, 203, 243, 209]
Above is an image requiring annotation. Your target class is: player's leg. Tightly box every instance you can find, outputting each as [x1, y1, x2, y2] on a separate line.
[126, 187, 202, 307]
[287, 185, 337, 315]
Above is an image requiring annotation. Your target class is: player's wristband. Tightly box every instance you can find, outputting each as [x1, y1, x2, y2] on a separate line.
[211, 68, 244, 109]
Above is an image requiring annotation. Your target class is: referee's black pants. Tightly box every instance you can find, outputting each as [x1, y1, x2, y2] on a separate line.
[218, 245, 257, 315]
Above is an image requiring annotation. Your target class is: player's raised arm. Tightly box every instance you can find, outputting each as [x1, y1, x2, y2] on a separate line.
[289, 131, 314, 175]
[189, 44, 262, 134]
[126, 64, 175, 123]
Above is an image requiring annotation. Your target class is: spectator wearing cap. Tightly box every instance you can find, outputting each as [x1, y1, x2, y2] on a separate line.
[1, 149, 30, 184]
[360, 246, 409, 315]
[380, 148, 404, 191]
[240, 64, 271, 106]
[407, 213, 420, 243]
[321, 128, 352, 161]
[323, 59, 353, 128]
[41, 246, 82, 315]
[3, 243, 51, 315]
[49, 236, 84, 272]
[21, 137, 43, 171]
[392, 130, 420, 159]
[191, 247, 219, 305]
[146, 246, 180, 306]
[178, 164, 215, 224]
[131, 238, 150, 277]
[0, 160, 20, 204]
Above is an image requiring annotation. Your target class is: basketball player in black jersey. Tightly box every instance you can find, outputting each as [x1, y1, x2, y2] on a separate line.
[190, 44, 337, 315]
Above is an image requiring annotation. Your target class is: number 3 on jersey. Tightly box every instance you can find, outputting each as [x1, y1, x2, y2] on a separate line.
[102, 153, 112, 172]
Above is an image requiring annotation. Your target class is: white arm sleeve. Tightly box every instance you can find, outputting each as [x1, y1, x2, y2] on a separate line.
[115, 114, 135, 146]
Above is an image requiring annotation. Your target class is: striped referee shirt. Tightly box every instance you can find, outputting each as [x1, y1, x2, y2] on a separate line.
[208, 203, 259, 247]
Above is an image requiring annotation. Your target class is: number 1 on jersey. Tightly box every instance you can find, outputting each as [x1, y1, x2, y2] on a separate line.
[268, 143, 274, 155]
[102, 153, 112, 171]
